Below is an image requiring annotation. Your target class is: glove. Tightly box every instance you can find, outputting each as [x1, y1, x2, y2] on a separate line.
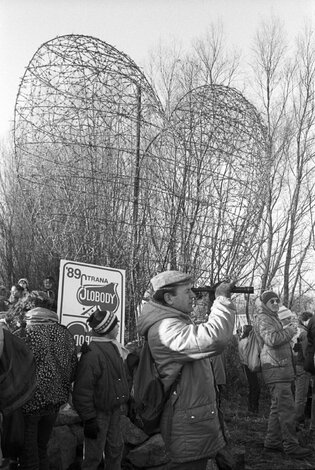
[84, 418, 99, 439]
[215, 280, 236, 299]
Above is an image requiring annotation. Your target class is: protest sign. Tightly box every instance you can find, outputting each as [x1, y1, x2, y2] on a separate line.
[58, 259, 125, 349]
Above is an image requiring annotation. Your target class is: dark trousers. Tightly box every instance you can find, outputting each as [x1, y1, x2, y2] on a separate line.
[82, 408, 123, 470]
[20, 411, 58, 470]
[244, 365, 260, 412]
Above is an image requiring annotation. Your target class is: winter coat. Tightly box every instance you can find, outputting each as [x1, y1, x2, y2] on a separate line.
[304, 316, 315, 374]
[14, 307, 78, 414]
[253, 302, 295, 384]
[137, 296, 236, 464]
[73, 338, 130, 421]
[0, 323, 37, 415]
[293, 325, 308, 367]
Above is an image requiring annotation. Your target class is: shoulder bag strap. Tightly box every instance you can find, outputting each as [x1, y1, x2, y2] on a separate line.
[0, 324, 3, 359]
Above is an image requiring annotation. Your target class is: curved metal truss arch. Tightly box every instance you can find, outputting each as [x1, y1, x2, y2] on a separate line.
[14, 34, 268, 298]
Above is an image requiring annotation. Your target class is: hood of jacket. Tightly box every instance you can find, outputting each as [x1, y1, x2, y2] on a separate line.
[137, 300, 190, 337]
[258, 301, 280, 319]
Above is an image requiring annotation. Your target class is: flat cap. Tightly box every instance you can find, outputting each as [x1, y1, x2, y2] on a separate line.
[150, 270, 193, 292]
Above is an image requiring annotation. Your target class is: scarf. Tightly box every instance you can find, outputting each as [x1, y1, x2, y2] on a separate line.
[90, 336, 129, 359]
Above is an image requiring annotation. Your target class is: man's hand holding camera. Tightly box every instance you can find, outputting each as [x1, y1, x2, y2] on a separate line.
[215, 280, 237, 299]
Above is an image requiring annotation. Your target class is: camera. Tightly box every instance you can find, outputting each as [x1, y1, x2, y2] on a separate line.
[192, 286, 254, 295]
[192, 285, 254, 302]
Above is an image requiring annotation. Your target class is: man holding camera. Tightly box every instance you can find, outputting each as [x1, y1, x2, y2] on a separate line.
[137, 270, 236, 470]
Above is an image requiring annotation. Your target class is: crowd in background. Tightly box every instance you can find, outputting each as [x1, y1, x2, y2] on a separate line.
[237, 294, 315, 458]
[0, 276, 57, 318]
[2, 272, 315, 469]
[0, 277, 76, 470]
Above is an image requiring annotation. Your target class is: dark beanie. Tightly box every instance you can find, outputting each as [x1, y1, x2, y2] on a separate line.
[260, 290, 279, 305]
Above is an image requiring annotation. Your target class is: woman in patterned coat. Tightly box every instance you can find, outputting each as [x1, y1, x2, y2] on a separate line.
[14, 291, 77, 470]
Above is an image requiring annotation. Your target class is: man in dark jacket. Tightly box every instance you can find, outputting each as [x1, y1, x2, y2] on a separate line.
[73, 309, 129, 470]
[294, 311, 313, 426]
[0, 322, 37, 468]
[137, 270, 236, 470]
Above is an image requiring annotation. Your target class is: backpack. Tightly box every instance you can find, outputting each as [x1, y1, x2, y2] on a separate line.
[133, 339, 180, 436]
[244, 328, 261, 372]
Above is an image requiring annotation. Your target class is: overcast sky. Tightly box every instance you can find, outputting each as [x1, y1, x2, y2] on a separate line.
[0, 0, 314, 141]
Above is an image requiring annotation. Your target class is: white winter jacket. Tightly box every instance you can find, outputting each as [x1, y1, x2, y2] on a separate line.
[137, 296, 236, 464]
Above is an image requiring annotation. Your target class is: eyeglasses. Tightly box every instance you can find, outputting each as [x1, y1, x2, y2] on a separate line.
[269, 299, 280, 305]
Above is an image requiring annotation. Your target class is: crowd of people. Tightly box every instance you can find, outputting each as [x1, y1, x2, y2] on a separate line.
[1, 270, 315, 469]
[0, 275, 75, 470]
[237, 291, 315, 460]
[0, 276, 57, 317]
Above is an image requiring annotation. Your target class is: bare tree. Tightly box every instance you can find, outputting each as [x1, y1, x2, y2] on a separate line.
[248, 19, 315, 306]
[192, 22, 241, 87]
[144, 84, 267, 285]
[0, 140, 51, 287]
[283, 27, 315, 305]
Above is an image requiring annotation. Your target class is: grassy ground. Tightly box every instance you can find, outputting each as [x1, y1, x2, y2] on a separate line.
[216, 382, 315, 470]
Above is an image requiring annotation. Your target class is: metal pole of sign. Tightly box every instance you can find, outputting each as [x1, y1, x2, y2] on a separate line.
[131, 85, 142, 341]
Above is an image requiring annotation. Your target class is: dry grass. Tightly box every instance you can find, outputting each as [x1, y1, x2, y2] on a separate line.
[218, 382, 315, 470]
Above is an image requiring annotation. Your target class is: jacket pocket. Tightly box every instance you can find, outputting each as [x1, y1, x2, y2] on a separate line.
[262, 349, 290, 368]
[183, 404, 216, 423]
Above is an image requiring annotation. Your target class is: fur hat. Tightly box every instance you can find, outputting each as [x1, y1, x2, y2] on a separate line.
[150, 270, 193, 292]
[87, 309, 118, 335]
[260, 290, 279, 305]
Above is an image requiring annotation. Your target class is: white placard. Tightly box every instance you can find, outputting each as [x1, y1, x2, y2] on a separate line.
[57, 259, 125, 350]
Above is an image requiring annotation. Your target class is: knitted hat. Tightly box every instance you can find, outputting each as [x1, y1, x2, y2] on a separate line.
[87, 309, 118, 335]
[18, 278, 29, 288]
[260, 290, 279, 305]
[150, 270, 193, 292]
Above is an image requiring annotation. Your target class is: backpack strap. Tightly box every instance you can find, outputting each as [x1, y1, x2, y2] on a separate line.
[146, 338, 182, 398]
[252, 321, 263, 351]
